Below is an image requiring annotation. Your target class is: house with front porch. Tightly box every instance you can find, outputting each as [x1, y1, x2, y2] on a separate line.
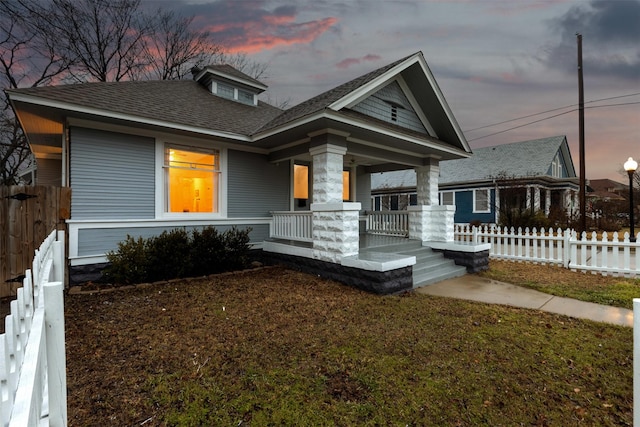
[371, 135, 580, 225]
[6, 51, 488, 294]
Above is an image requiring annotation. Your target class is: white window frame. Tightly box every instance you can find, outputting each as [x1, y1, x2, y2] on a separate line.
[155, 140, 227, 219]
[440, 191, 455, 206]
[473, 188, 491, 213]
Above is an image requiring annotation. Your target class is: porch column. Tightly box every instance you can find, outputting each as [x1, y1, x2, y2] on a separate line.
[415, 160, 439, 206]
[545, 190, 551, 216]
[409, 159, 455, 242]
[533, 186, 541, 212]
[526, 186, 532, 210]
[309, 142, 360, 263]
[563, 190, 572, 215]
[494, 185, 501, 224]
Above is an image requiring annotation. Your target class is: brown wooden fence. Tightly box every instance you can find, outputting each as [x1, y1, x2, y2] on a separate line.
[0, 186, 70, 297]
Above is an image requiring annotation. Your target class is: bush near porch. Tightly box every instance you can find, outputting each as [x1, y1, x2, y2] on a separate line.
[65, 263, 632, 426]
[102, 226, 251, 285]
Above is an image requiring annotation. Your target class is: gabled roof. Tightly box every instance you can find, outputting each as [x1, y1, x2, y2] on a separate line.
[257, 54, 413, 131]
[7, 52, 471, 163]
[371, 136, 577, 190]
[439, 135, 574, 185]
[256, 52, 470, 154]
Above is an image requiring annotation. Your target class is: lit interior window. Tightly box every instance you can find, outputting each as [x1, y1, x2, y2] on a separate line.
[343, 170, 350, 201]
[294, 164, 309, 199]
[165, 146, 219, 213]
[294, 164, 350, 201]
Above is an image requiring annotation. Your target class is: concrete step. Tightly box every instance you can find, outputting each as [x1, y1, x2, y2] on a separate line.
[361, 241, 468, 287]
[406, 247, 468, 288]
[413, 264, 467, 287]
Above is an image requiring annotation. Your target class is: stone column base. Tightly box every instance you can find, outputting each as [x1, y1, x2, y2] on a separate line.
[408, 205, 455, 242]
[311, 202, 361, 263]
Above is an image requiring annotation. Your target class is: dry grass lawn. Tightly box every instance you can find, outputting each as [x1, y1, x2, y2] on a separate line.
[65, 264, 633, 426]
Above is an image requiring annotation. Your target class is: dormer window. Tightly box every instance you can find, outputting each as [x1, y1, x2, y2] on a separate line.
[217, 82, 235, 100]
[238, 89, 254, 105]
[193, 64, 267, 107]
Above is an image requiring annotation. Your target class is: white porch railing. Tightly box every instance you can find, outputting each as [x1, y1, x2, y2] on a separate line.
[366, 211, 409, 236]
[270, 211, 313, 242]
[0, 230, 67, 427]
[454, 224, 639, 277]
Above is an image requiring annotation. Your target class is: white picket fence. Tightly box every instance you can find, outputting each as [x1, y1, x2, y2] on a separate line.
[454, 224, 639, 277]
[0, 230, 67, 427]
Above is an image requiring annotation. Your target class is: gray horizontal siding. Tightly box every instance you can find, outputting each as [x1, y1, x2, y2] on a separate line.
[353, 81, 427, 134]
[77, 223, 269, 257]
[227, 149, 289, 217]
[70, 127, 155, 219]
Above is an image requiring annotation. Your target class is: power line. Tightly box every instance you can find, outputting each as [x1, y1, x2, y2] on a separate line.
[463, 92, 640, 133]
[467, 109, 576, 142]
[466, 100, 640, 142]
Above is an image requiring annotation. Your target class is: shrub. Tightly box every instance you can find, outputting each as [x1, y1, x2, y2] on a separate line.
[146, 228, 192, 282]
[190, 226, 226, 276]
[103, 226, 253, 285]
[104, 235, 148, 285]
[190, 226, 252, 276]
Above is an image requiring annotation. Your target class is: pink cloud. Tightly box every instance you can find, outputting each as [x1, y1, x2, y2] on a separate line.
[197, 1, 338, 55]
[336, 54, 382, 69]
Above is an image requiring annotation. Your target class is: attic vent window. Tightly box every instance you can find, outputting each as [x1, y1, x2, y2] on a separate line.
[384, 100, 403, 122]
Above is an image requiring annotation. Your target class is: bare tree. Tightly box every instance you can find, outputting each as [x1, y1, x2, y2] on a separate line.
[9, 0, 154, 82]
[0, 2, 73, 184]
[0, 0, 274, 183]
[138, 10, 223, 81]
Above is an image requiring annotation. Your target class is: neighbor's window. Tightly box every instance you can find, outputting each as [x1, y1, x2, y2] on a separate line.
[165, 145, 219, 213]
[440, 191, 454, 206]
[473, 189, 490, 213]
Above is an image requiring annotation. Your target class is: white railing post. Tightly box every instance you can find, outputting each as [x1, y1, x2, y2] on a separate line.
[44, 281, 67, 427]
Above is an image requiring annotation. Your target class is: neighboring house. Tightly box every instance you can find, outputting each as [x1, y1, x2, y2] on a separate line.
[587, 179, 627, 202]
[7, 52, 481, 294]
[371, 135, 580, 224]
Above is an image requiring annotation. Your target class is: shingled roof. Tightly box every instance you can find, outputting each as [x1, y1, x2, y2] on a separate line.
[7, 79, 282, 136]
[371, 135, 575, 190]
[439, 135, 571, 184]
[256, 54, 414, 132]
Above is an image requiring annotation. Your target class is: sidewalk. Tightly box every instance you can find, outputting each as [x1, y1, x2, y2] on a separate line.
[415, 275, 634, 327]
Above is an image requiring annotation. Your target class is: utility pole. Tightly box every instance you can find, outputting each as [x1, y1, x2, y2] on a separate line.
[577, 33, 586, 233]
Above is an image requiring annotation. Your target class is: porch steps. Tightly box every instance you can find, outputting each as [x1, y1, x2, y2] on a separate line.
[360, 241, 467, 288]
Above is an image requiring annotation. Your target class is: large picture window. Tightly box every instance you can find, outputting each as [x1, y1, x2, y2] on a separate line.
[164, 145, 219, 213]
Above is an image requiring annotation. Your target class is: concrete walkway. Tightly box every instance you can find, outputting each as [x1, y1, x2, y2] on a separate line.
[415, 275, 634, 327]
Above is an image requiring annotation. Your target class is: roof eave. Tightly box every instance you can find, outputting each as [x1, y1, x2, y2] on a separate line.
[8, 92, 253, 143]
[252, 108, 471, 160]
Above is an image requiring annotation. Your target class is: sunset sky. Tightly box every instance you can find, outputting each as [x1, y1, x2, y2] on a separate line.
[146, 0, 639, 182]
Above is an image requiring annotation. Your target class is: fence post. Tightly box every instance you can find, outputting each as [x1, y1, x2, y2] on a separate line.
[44, 281, 67, 427]
[635, 298, 640, 427]
[562, 228, 571, 268]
